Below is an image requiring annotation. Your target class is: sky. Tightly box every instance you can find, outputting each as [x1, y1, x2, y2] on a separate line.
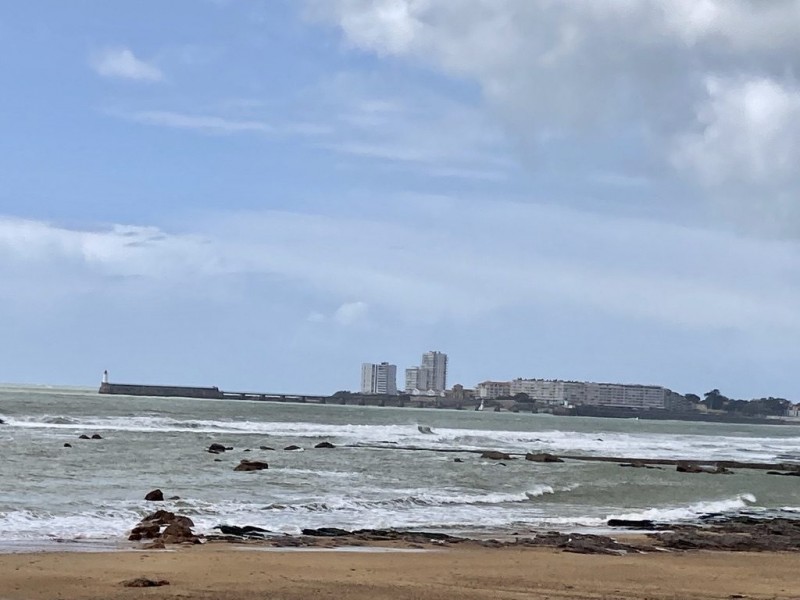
[1, 1, 800, 399]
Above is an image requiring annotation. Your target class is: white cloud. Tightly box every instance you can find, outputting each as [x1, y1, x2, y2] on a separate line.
[91, 48, 164, 82]
[333, 301, 369, 326]
[672, 76, 800, 185]
[116, 110, 273, 134]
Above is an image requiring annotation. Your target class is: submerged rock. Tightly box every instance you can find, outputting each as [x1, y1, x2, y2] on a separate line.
[63, 443, 72, 448]
[481, 450, 512, 460]
[208, 443, 228, 453]
[78, 434, 90, 440]
[91, 434, 103, 440]
[234, 459, 269, 471]
[525, 452, 563, 463]
[259, 445, 275, 451]
[283, 445, 302, 451]
[314, 441, 336, 449]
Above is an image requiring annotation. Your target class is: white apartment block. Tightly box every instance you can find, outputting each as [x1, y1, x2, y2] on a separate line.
[404, 367, 428, 393]
[361, 362, 398, 395]
[405, 351, 448, 393]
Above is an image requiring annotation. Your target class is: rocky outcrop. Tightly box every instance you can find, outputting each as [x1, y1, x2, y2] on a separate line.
[63, 443, 72, 448]
[650, 517, 800, 552]
[525, 453, 563, 463]
[233, 459, 269, 471]
[283, 445, 302, 451]
[91, 434, 103, 439]
[481, 450, 512, 460]
[78, 434, 90, 439]
[259, 445, 275, 450]
[314, 442, 336, 449]
[144, 489, 164, 501]
[128, 510, 200, 544]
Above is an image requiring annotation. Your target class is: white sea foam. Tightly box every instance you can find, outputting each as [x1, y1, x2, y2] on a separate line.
[607, 493, 757, 523]
[5, 413, 799, 462]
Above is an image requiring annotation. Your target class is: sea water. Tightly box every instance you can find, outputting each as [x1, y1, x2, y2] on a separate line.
[1, 385, 799, 547]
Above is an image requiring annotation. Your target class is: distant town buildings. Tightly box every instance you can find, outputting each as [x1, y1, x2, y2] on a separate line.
[475, 377, 688, 411]
[360, 362, 397, 395]
[405, 351, 448, 394]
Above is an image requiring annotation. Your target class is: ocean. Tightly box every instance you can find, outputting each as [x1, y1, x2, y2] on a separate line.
[1, 385, 799, 548]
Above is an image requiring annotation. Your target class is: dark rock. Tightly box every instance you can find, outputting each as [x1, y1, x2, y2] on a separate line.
[767, 470, 800, 477]
[676, 462, 705, 473]
[208, 443, 227, 453]
[142, 540, 165, 550]
[234, 459, 269, 471]
[91, 434, 103, 439]
[259, 445, 275, 451]
[129, 522, 160, 540]
[284, 445, 302, 451]
[314, 441, 336, 449]
[214, 458, 222, 462]
[417, 426, 434, 434]
[214, 524, 271, 538]
[63, 443, 72, 448]
[122, 578, 169, 588]
[302, 527, 350, 537]
[481, 450, 512, 460]
[144, 489, 164, 502]
[168, 496, 181, 500]
[525, 452, 563, 463]
[78, 434, 90, 439]
[243, 448, 251, 452]
[0, 418, 4, 424]
[161, 522, 199, 544]
[607, 519, 656, 529]
[454, 458, 464, 463]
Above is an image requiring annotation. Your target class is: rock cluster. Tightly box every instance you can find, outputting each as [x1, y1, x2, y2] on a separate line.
[129, 509, 201, 545]
[676, 462, 733, 474]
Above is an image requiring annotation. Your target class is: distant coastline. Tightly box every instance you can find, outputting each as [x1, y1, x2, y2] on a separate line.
[98, 381, 793, 425]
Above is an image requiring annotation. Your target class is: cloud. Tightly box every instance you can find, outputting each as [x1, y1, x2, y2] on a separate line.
[308, 1, 800, 235]
[91, 48, 164, 82]
[333, 301, 369, 326]
[2, 200, 800, 340]
[114, 110, 273, 134]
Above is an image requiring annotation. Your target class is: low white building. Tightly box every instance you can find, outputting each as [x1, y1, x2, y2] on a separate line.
[475, 381, 511, 399]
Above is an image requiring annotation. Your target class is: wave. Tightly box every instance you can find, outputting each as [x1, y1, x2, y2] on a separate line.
[607, 493, 757, 523]
[261, 486, 561, 514]
[5, 414, 800, 462]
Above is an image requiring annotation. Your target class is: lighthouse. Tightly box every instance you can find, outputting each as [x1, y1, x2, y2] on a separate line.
[102, 370, 109, 384]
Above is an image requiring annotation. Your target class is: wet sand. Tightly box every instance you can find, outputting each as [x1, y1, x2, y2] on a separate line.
[2, 544, 799, 600]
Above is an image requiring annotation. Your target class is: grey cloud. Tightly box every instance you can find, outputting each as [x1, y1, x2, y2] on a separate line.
[309, 0, 800, 236]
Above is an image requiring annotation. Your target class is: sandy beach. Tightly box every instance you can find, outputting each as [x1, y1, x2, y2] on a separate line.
[3, 545, 799, 600]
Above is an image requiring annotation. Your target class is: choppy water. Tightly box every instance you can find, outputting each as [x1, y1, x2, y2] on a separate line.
[1, 385, 799, 546]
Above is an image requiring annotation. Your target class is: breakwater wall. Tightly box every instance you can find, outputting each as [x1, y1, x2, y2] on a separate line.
[99, 382, 224, 399]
